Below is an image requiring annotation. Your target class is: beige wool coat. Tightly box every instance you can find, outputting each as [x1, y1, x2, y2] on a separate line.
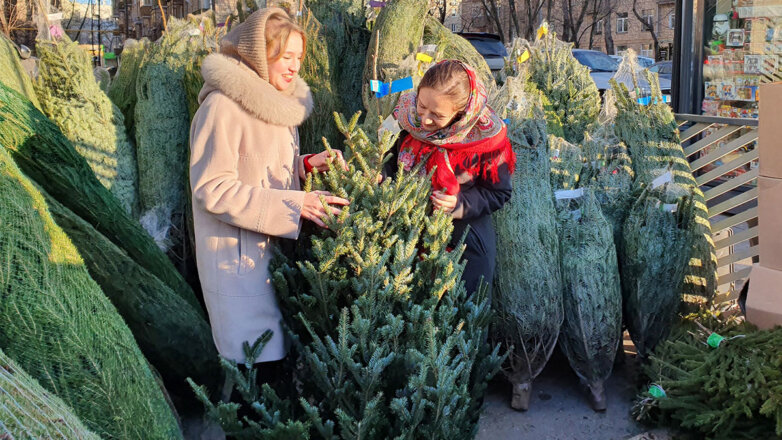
[189, 50, 313, 363]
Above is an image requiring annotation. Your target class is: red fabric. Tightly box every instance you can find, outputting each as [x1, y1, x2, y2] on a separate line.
[303, 154, 315, 173]
[400, 126, 516, 195]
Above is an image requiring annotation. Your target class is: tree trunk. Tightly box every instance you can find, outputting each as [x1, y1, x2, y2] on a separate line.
[508, 0, 521, 40]
[633, 0, 659, 59]
[603, 11, 615, 54]
[480, 0, 505, 42]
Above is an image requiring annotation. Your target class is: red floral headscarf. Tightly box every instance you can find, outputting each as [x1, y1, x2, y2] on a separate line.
[393, 60, 515, 195]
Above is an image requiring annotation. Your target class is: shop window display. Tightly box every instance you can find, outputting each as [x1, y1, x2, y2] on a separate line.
[700, 0, 780, 180]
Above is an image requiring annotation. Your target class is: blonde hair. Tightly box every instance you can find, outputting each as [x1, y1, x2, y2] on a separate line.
[418, 60, 471, 112]
[265, 11, 307, 62]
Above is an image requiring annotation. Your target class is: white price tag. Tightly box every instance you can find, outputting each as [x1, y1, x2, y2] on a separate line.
[47, 12, 63, 20]
[419, 44, 437, 53]
[651, 171, 673, 189]
[555, 188, 584, 200]
[663, 203, 678, 212]
[378, 114, 401, 138]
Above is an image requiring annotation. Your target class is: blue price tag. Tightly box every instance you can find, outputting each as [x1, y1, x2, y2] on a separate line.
[371, 77, 414, 98]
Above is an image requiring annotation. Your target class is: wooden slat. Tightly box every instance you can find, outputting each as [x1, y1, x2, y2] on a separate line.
[715, 226, 759, 249]
[718, 246, 759, 267]
[690, 130, 758, 171]
[683, 125, 744, 157]
[704, 168, 759, 201]
[708, 187, 759, 218]
[718, 267, 752, 285]
[711, 207, 758, 232]
[680, 122, 713, 142]
[675, 113, 759, 126]
[696, 149, 758, 185]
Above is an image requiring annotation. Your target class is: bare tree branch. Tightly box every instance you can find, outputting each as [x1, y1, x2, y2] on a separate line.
[632, 0, 659, 58]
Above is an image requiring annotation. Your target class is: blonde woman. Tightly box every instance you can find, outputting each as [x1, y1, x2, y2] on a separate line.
[189, 8, 348, 367]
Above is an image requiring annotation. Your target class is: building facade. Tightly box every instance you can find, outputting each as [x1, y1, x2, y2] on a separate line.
[457, 0, 676, 60]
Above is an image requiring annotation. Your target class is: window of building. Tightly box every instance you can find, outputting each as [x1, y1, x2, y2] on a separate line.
[616, 45, 627, 55]
[595, 19, 604, 35]
[640, 43, 654, 58]
[451, 23, 457, 32]
[617, 13, 628, 33]
[668, 12, 675, 29]
[642, 9, 655, 31]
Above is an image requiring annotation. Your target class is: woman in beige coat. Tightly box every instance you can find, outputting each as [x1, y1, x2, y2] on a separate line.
[189, 8, 348, 365]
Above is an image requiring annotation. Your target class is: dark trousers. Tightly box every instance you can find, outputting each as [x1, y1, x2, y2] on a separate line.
[454, 215, 496, 302]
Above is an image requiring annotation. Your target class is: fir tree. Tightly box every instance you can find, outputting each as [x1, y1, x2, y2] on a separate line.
[191, 113, 501, 439]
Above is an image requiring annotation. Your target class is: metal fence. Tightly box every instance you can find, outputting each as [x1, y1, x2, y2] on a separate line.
[676, 113, 759, 299]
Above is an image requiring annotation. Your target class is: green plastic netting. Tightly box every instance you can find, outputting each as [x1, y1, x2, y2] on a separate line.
[34, 38, 139, 216]
[491, 76, 563, 410]
[362, 0, 428, 120]
[554, 188, 622, 408]
[0, 83, 203, 316]
[611, 50, 717, 303]
[579, 91, 635, 245]
[44, 193, 219, 392]
[549, 134, 583, 191]
[298, 7, 343, 155]
[134, 18, 201, 252]
[0, 348, 100, 439]
[306, 0, 370, 119]
[513, 24, 600, 144]
[422, 15, 494, 93]
[0, 145, 181, 439]
[621, 178, 698, 358]
[0, 34, 41, 109]
[107, 38, 149, 137]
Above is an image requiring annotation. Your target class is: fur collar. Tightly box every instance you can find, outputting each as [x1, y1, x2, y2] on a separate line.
[199, 53, 313, 127]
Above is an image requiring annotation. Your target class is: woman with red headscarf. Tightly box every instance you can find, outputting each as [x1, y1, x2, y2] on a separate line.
[384, 59, 515, 297]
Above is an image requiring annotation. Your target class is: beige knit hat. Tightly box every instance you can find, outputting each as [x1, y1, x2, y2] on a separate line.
[219, 7, 290, 81]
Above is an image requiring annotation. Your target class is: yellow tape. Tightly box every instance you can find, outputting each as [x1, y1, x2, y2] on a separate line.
[537, 23, 549, 39]
[416, 52, 433, 63]
[517, 49, 530, 64]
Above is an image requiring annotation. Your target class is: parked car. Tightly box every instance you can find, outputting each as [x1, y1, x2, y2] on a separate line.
[647, 61, 673, 81]
[457, 32, 508, 72]
[636, 56, 655, 68]
[571, 49, 671, 99]
[609, 54, 655, 68]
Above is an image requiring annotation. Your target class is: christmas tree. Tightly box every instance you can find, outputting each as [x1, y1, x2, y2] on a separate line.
[192, 112, 500, 438]
[491, 76, 563, 411]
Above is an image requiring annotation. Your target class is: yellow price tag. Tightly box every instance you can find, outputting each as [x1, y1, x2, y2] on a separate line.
[416, 52, 433, 63]
[537, 23, 549, 39]
[517, 49, 530, 64]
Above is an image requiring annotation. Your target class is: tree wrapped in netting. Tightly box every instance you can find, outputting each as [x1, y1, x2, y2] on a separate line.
[549, 134, 583, 190]
[491, 76, 563, 411]
[611, 50, 717, 303]
[553, 188, 622, 411]
[181, 14, 222, 124]
[634, 316, 782, 440]
[44, 193, 218, 392]
[298, 6, 343, 154]
[0, 34, 41, 109]
[0, 348, 100, 439]
[620, 177, 697, 358]
[0, 83, 202, 316]
[306, 0, 370, 119]
[193, 112, 501, 438]
[362, 0, 428, 121]
[579, 90, 634, 245]
[0, 144, 181, 439]
[422, 15, 494, 91]
[108, 38, 149, 136]
[134, 17, 202, 254]
[34, 37, 139, 216]
[515, 23, 600, 144]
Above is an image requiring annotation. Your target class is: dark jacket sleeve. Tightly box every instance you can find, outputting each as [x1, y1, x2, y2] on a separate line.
[451, 162, 513, 221]
[381, 131, 406, 179]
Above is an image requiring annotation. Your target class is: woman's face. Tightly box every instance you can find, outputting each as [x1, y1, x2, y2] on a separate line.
[267, 32, 304, 91]
[416, 87, 461, 131]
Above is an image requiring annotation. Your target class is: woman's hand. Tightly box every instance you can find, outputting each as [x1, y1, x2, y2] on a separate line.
[301, 190, 350, 228]
[431, 190, 458, 213]
[308, 150, 348, 172]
